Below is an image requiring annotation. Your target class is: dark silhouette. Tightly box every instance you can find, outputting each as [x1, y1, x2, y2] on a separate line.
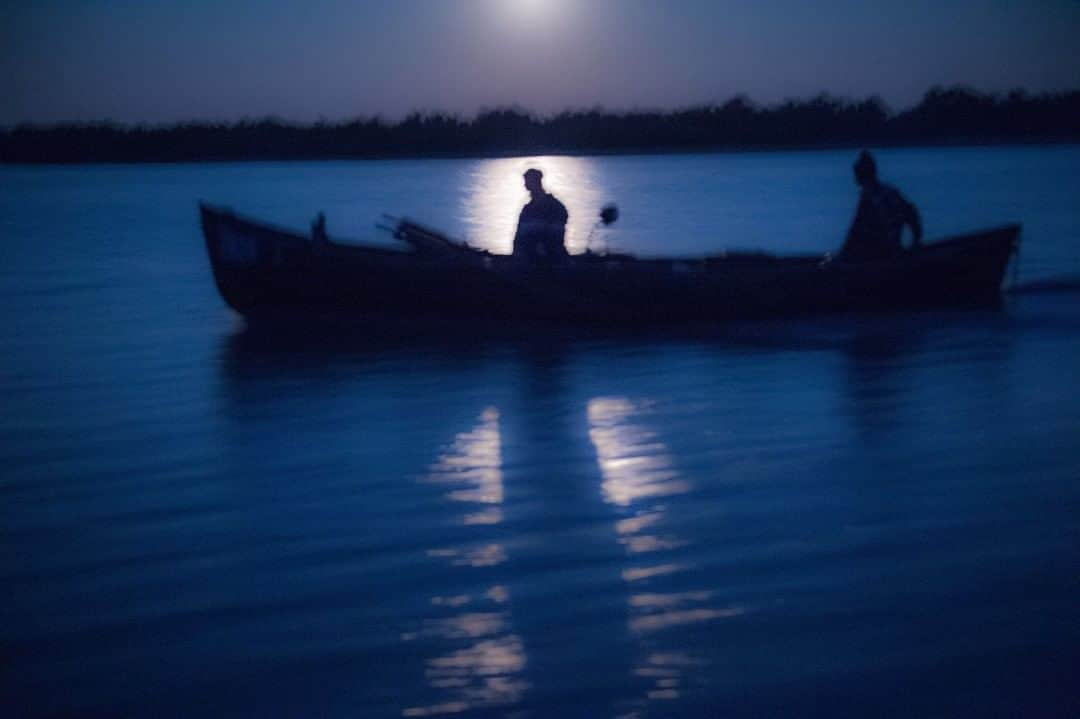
[3, 86, 1079, 163]
[838, 150, 922, 262]
[201, 203, 1017, 323]
[513, 169, 569, 264]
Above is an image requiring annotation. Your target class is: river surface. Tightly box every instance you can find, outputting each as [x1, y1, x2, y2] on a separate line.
[2, 147, 1079, 717]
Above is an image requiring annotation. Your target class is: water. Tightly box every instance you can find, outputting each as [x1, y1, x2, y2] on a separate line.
[2, 147, 1079, 717]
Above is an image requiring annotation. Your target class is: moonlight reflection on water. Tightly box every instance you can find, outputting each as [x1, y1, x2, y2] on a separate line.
[2, 148, 1079, 716]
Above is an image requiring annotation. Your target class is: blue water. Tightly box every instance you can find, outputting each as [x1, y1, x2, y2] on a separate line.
[2, 147, 1079, 717]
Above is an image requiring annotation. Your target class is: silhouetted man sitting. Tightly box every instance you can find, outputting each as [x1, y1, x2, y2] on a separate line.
[838, 150, 922, 262]
[513, 168, 569, 265]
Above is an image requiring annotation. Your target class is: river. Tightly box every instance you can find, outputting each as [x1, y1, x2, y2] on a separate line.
[2, 146, 1079, 717]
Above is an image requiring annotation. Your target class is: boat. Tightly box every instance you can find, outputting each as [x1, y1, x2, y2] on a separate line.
[199, 203, 1020, 326]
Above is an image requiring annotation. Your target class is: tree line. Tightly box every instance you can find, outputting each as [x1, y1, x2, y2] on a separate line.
[2, 86, 1079, 163]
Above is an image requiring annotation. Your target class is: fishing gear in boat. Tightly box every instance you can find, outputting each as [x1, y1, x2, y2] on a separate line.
[583, 204, 620, 254]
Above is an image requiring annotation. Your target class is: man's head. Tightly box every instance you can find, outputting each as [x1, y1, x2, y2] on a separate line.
[853, 150, 878, 187]
[523, 168, 544, 194]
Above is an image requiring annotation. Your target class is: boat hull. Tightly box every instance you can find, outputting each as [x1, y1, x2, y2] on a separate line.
[200, 204, 1019, 326]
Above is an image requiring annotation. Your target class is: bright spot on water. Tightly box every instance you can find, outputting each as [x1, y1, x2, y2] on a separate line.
[462, 156, 606, 254]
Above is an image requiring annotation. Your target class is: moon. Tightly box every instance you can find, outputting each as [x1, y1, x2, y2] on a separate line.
[503, 0, 561, 22]
[514, 0, 545, 14]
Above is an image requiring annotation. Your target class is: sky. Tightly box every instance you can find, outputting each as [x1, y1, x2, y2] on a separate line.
[3, 0, 1080, 125]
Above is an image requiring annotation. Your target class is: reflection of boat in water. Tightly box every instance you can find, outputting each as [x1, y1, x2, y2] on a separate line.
[200, 203, 1019, 325]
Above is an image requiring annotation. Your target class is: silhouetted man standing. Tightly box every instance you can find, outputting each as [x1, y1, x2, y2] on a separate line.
[839, 150, 923, 261]
[513, 168, 569, 264]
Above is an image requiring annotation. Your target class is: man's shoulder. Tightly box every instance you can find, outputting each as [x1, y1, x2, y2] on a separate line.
[864, 182, 905, 201]
[521, 193, 568, 222]
[543, 193, 568, 216]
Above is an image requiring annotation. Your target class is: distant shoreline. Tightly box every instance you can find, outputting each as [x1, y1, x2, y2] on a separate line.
[3, 86, 1078, 165]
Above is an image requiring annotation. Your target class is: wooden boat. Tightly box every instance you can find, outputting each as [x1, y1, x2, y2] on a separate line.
[200, 203, 1019, 325]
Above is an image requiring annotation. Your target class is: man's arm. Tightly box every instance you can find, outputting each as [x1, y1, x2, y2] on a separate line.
[901, 193, 922, 245]
[845, 194, 870, 245]
[512, 206, 528, 256]
[555, 198, 568, 225]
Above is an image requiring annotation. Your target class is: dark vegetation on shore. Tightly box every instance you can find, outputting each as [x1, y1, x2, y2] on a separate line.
[3, 86, 1079, 164]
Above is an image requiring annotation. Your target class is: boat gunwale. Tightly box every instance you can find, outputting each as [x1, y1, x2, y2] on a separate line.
[200, 201, 1020, 269]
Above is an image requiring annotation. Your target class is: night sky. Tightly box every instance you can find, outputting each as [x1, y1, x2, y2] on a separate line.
[4, 0, 1080, 125]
